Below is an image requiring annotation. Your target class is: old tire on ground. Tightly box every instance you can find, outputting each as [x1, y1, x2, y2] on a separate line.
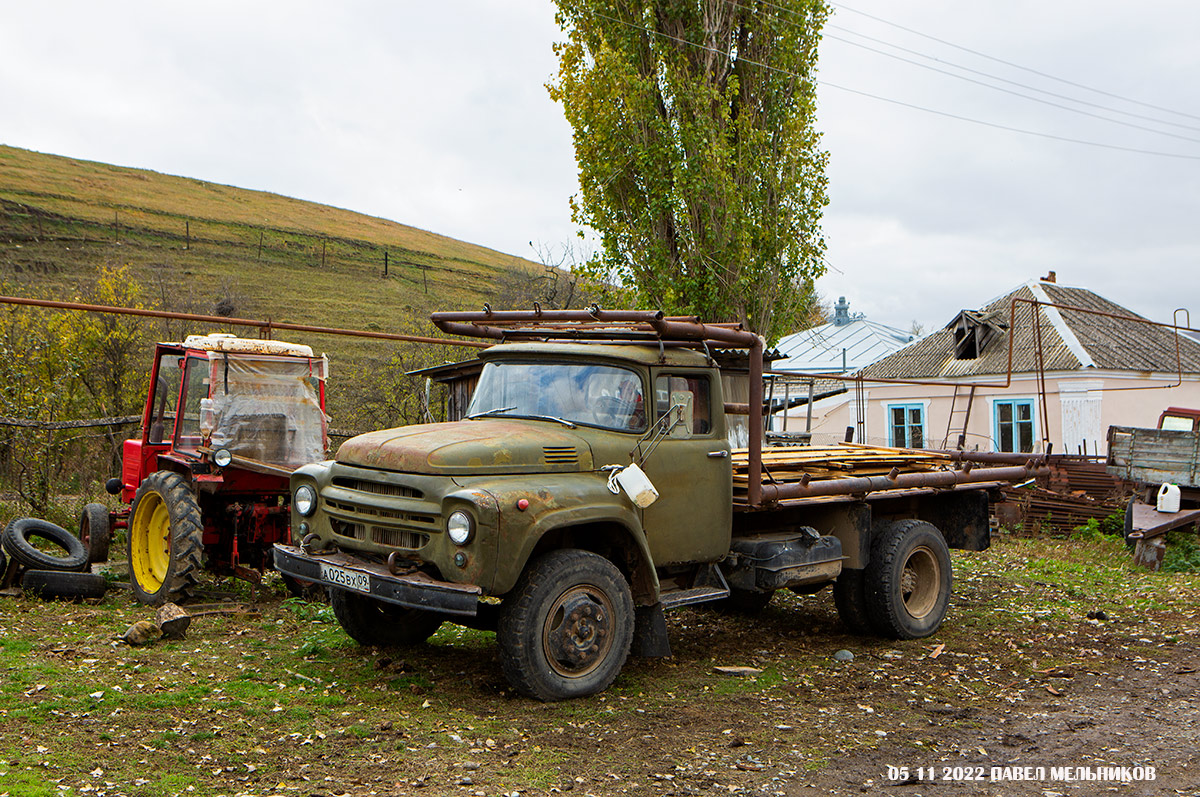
[330, 588, 443, 646]
[22, 569, 108, 600]
[833, 568, 875, 634]
[865, 519, 952, 639]
[2, 518, 89, 572]
[128, 471, 205, 605]
[78, 503, 112, 564]
[497, 549, 634, 701]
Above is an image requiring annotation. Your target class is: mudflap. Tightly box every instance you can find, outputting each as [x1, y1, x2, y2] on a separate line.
[632, 603, 672, 658]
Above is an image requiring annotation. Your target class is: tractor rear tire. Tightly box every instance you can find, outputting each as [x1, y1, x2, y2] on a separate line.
[78, 503, 112, 564]
[330, 589, 443, 646]
[128, 471, 205, 605]
[22, 569, 108, 601]
[2, 518, 89, 572]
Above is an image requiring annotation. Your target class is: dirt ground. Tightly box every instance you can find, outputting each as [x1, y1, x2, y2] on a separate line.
[3, 536, 1200, 797]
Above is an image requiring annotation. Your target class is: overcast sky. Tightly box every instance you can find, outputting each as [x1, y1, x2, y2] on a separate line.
[2, 1, 1198, 334]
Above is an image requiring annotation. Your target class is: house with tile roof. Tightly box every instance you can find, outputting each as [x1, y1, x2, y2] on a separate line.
[786, 275, 1200, 453]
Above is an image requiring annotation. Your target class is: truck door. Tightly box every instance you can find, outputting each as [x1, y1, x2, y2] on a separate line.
[640, 372, 733, 564]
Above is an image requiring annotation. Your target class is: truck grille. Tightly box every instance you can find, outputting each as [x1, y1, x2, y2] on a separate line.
[332, 477, 422, 499]
[330, 519, 427, 550]
[543, 446, 579, 465]
[325, 499, 437, 527]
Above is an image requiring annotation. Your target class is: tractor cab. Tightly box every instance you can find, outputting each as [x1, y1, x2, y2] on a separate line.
[121, 334, 328, 497]
[115, 333, 329, 604]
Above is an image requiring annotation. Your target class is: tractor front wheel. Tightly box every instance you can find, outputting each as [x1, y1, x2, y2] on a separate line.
[128, 471, 205, 605]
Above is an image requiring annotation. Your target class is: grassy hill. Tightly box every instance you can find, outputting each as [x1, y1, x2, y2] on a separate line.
[0, 144, 546, 431]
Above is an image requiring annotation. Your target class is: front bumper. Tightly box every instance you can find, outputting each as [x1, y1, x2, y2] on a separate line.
[273, 544, 481, 617]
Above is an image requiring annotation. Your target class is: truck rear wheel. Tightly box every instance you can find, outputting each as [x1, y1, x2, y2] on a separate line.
[865, 520, 951, 639]
[128, 471, 205, 605]
[498, 549, 634, 701]
[330, 589, 443, 646]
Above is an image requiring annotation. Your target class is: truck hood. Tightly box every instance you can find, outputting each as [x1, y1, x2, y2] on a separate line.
[335, 419, 595, 475]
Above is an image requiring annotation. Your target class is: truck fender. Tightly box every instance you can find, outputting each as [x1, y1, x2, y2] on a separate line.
[498, 500, 659, 605]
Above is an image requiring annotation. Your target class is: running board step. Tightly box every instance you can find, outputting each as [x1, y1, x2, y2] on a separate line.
[659, 585, 730, 609]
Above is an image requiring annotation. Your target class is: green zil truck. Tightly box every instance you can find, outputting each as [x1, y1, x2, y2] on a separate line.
[275, 310, 1043, 700]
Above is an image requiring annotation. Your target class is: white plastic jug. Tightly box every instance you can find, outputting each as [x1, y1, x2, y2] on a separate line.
[614, 463, 660, 508]
[1157, 482, 1181, 513]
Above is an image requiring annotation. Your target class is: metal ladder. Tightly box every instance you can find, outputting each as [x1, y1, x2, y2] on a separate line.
[942, 384, 977, 449]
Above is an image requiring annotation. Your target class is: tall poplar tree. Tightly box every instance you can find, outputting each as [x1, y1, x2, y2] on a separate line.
[550, 0, 830, 342]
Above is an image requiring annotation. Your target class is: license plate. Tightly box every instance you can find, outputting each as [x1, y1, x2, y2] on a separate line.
[320, 562, 370, 593]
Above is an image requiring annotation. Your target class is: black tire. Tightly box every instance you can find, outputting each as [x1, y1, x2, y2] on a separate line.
[865, 519, 952, 640]
[22, 569, 108, 601]
[330, 588, 443, 646]
[78, 503, 112, 564]
[128, 471, 205, 605]
[833, 568, 874, 634]
[1123, 498, 1137, 551]
[1, 518, 89, 572]
[497, 549, 634, 701]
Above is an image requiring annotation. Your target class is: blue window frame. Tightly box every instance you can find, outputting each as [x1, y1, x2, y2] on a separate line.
[888, 403, 925, 449]
[994, 398, 1035, 453]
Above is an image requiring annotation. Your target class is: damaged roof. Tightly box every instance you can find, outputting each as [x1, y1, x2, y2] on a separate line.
[861, 279, 1200, 380]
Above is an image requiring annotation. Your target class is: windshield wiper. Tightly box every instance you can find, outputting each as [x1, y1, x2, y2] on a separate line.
[515, 413, 577, 429]
[466, 406, 517, 420]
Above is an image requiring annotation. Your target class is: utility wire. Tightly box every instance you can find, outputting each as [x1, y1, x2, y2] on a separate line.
[829, 0, 1200, 123]
[736, 0, 1200, 141]
[588, 10, 1200, 161]
[822, 21, 1200, 134]
[822, 30, 1200, 145]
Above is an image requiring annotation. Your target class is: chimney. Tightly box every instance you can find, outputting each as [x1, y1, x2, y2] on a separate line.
[1042, 271, 1056, 283]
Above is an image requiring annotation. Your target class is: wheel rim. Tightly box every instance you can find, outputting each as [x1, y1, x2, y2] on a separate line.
[131, 492, 171, 592]
[541, 583, 615, 679]
[899, 545, 941, 620]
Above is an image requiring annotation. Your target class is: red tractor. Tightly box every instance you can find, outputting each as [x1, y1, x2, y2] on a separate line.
[97, 333, 328, 604]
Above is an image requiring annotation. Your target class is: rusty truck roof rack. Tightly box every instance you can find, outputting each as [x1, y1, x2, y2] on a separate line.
[430, 306, 761, 350]
[432, 306, 768, 507]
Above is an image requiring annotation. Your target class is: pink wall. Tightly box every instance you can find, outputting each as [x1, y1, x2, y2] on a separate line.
[773, 372, 1200, 453]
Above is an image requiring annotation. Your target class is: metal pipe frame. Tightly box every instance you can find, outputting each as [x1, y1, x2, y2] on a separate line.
[760, 463, 1046, 502]
[0, 295, 486, 348]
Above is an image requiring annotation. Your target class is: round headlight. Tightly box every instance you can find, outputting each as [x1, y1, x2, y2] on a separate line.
[294, 484, 317, 517]
[446, 510, 474, 545]
[212, 448, 233, 468]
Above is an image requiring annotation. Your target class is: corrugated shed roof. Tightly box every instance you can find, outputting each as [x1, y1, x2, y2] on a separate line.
[774, 317, 915, 373]
[862, 280, 1200, 380]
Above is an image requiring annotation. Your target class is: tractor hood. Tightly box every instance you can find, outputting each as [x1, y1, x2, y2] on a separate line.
[335, 420, 595, 475]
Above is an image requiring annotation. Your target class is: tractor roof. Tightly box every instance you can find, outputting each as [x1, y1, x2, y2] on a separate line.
[181, 333, 314, 358]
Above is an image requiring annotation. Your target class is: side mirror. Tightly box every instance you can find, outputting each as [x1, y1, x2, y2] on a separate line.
[668, 392, 694, 438]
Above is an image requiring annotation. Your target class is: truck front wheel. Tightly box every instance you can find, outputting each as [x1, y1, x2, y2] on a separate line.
[498, 549, 634, 701]
[330, 589, 443, 646]
[865, 520, 951, 639]
[128, 471, 204, 605]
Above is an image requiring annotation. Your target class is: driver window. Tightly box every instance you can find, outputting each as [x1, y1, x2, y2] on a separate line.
[655, 374, 712, 435]
[148, 354, 182, 444]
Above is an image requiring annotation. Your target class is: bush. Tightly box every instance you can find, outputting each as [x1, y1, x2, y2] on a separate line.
[1162, 531, 1200, 574]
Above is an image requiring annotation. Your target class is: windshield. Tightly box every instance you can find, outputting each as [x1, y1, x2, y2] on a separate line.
[468, 361, 646, 432]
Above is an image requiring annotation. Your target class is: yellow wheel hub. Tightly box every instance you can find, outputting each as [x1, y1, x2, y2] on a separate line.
[131, 492, 171, 592]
